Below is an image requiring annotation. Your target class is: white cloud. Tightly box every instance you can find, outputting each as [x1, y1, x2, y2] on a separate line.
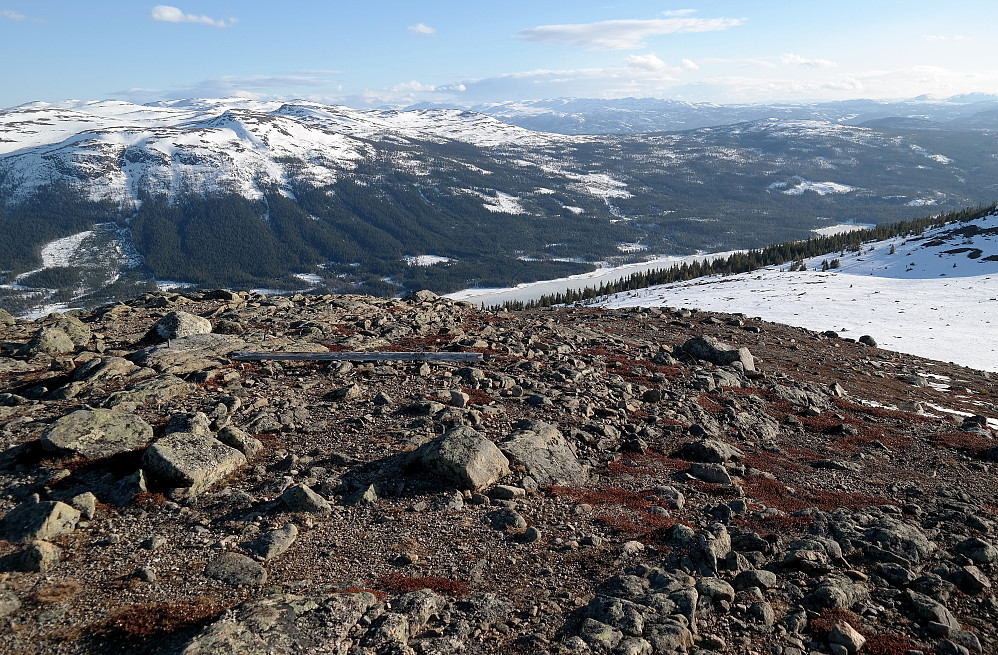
[408, 23, 435, 36]
[662, 9, 697, 17]
[681, 58, 699, 71]
[150, 5, 235, 28]
[517, 17, 744, 50]
[780, 53, 837, 68]
[0, 9, 26, 20]
[626, 54, 674, 74]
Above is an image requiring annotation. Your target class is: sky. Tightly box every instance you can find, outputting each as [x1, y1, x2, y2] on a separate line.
[3, 1, 998, 110]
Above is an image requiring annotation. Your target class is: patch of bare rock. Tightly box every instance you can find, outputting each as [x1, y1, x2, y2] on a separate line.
[0, 289, 995, 654]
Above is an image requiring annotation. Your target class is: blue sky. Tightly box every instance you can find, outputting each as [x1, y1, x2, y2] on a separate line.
[3, 1, 998, 109]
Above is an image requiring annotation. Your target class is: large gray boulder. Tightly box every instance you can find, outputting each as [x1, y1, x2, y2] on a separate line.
[0, 495, 80, 542]
[53, 315, 92, 346]
[25, 326, 75, 355]
[204, 552, 267, 586]
[153, 311, 212, 341]
[41, 408, 153, 459]
[683, 335, 755, 371]
[131, 333, 246, 375]
[142, 432, 247, 495]
[497, 420, 588, 487]
[417, 426, 510, 491]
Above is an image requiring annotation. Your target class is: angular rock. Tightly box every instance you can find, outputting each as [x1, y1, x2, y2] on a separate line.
[829, 622, 866, 654]
[418, 426, 510, 491]
[132, 334, 245, 375]
[697, 576, 735, 603]
[282, 484, 332, 514]
[41, 408, 153, 459]
[678, 438, 744, 463]
[734, 569, 779, 590]
[497, 420, 588, 487]
[142, 432, 247, 495]
[0, 495, 80, 542]
[689, 462, 732, 485]
[251, 523, 299, 560]
[683, 335, 755, 371]
[954, 537, 998, 564]
[904, 590, 960, 630]
[107, 469, 149, 507]
[12, 540, 61, 572]
[153, 311, 212, 340]
[204, 552, 267, 586]
[216, 426, 264, 458]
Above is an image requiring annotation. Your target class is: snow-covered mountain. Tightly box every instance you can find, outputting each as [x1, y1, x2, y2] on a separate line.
[3, 97, 998, 318]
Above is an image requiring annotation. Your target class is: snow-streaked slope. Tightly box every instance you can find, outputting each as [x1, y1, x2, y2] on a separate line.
[0, 98, 573, 205]
[594, 215, 998, 371]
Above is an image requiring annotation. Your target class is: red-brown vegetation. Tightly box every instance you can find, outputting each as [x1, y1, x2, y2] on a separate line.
[930, 431, 994, 455]
[376, 574, 470, 598]
[95, 597, 231, 639]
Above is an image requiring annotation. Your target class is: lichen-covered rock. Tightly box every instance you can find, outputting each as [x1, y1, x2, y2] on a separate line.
[41, 408, 153, 458]
[418, 426, 510, 491]
[0, 495, 80, 542]
[153, 311, 212, 340]
[25, 326, 75, 355]
[204, 552, 267, 586]
[181, 589, 378, 654]
[142, 432, 246, 495]
[497, 420, 588, 487]
[281, 484, 331, 514]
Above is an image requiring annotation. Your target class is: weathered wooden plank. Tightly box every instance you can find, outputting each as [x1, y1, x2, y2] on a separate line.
[229, 351, 484, 363]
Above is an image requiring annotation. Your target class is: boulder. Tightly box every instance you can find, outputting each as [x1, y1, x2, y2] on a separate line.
[0, 495, 80, 542]
[153, 311, 212, 341]
[131, 334, 245, 375]
[103, 374, 191, 408]
[251, 523, 298, 560]
[53, 315, 92, 346]
[25, 326, 75, 355]
[281, 484, 331, 514]
[417, 426, 510, 491]
[497, 420, 588, 487]
[41, 408, 153, 459]
[142, 432, 247, 495]
[204, 552, 267, 586]
[678, 438, 744, 463]
[683, 335, 755, 371]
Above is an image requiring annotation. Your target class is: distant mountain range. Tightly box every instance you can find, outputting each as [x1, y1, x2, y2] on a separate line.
[430, 94, 998, 135]
[2, 96, 998, 316]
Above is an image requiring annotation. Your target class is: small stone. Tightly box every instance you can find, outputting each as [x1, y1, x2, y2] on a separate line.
[0, 590, 21, 618]
[520, 526, 542, 544]
[135, 566, 157, 583]
[69, 492, 97, 520]
[829, 621, 866, 654]
[141, 535, 167, 551]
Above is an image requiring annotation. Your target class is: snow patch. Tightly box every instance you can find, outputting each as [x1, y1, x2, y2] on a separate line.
[404, 255, 453, 266]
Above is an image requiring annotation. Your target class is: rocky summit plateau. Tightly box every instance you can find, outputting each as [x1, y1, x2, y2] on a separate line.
[0, 289, 995, 655]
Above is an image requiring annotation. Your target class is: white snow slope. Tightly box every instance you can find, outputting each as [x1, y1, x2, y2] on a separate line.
[594, 214, 998, 371]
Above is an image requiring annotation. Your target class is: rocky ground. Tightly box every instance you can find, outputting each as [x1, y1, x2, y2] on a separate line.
[0, 289, 995, 655]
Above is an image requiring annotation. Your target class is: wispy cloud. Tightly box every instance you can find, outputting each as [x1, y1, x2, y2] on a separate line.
[119, 71, 341, 103]
[407, 23, 435, 36]
[1, 9, 28, 21]
[662, 9, 696, 18]
[781, 53, 837, 68]
[518, 16, 744, 50]
[922, 34, 973, 42]
[150, 5, 236, 28]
